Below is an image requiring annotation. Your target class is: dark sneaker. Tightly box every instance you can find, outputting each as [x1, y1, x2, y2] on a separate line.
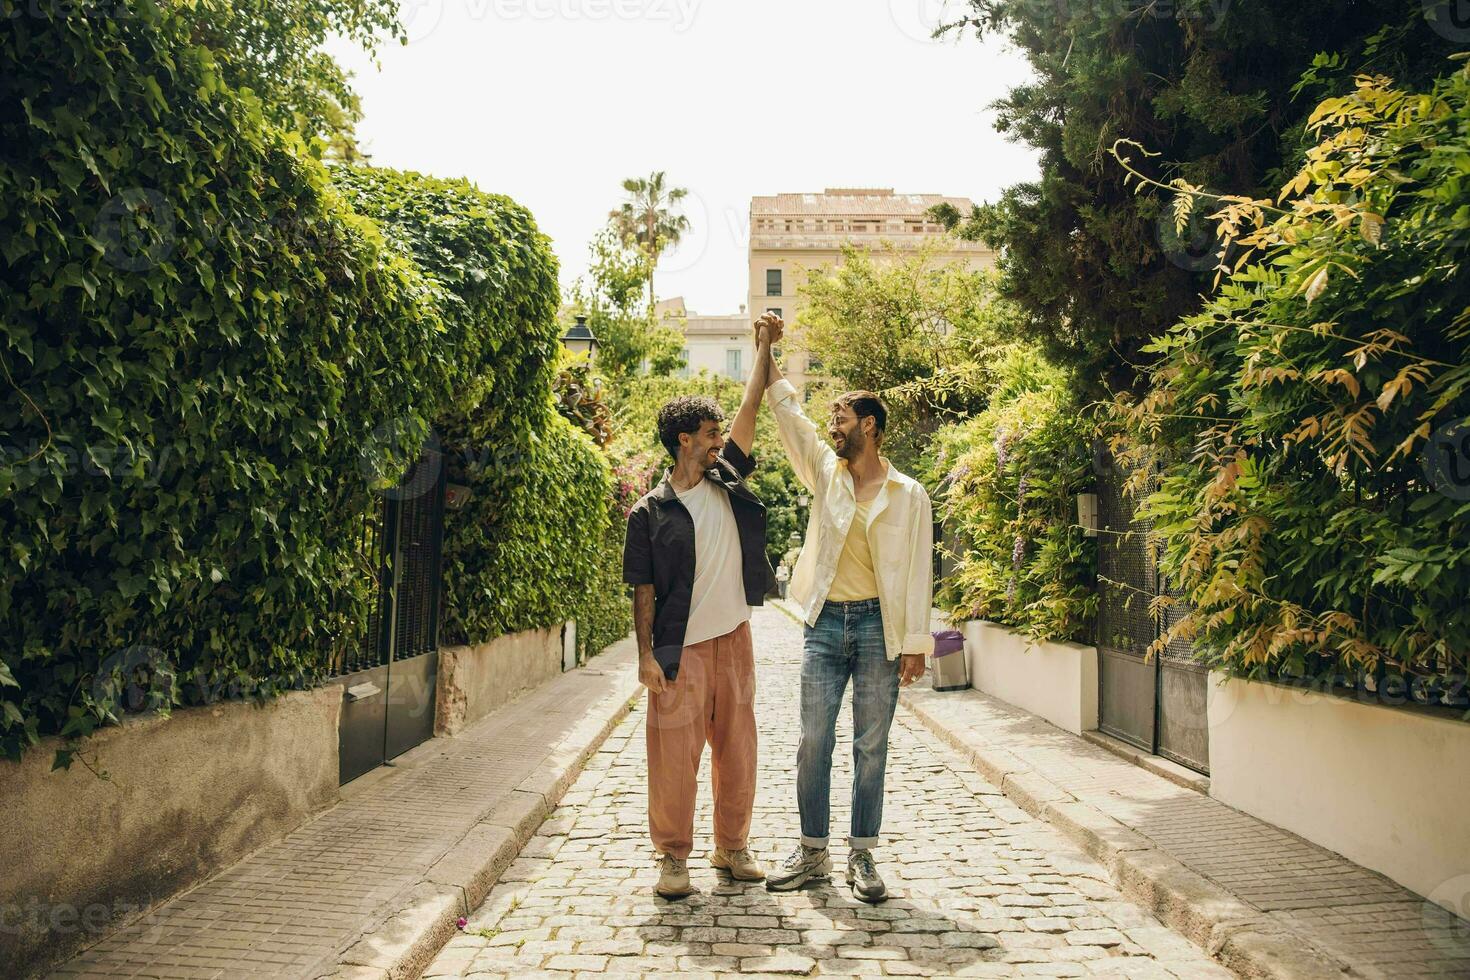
[847, 848, 887, 903]
[764, 843, 831, 891]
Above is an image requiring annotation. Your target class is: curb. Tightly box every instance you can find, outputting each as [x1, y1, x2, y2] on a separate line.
[314, 655, 644, 980]
[899, 688, 1355, 980]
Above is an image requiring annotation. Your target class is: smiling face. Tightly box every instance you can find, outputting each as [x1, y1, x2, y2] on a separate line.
[828, 405, 868, 461]
[680, 419, 725, 467]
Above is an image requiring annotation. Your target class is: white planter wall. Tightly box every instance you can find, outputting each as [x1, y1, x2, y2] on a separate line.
[1208, 672, 1470, 913]
[960, 620, 1099, 735]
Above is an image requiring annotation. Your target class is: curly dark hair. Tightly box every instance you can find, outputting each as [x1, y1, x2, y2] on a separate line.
[656, 395, 725, 460]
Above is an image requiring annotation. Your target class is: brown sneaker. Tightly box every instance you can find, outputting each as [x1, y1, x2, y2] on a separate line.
[711, 846, 765, 881]
[654, 853, 694, 898]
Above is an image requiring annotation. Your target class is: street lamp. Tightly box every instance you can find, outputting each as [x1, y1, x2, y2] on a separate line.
[561, 315, 598, 358]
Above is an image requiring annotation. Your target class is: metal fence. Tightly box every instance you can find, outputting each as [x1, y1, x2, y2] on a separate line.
[1094, 456, 1210, 774]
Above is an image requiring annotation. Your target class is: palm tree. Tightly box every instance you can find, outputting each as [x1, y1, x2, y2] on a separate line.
[609, 171, 691, 311]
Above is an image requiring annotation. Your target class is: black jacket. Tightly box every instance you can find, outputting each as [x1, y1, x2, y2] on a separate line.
[621, 439, 775, 680]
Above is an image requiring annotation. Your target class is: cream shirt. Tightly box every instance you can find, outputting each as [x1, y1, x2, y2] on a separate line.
[766, 379, 935, 659]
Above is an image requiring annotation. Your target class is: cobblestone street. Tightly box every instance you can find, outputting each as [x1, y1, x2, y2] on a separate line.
[424, 607, 1234, 978]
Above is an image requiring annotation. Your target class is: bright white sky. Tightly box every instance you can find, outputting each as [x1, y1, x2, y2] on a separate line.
[327, 0, 1039, 315]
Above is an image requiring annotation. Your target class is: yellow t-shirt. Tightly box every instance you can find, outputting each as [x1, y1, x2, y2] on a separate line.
[828, 497, 879, 601]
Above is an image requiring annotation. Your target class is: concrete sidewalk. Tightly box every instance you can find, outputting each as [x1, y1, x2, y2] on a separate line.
[900, 680, 1470, 979]
[49, 638, 641, 980]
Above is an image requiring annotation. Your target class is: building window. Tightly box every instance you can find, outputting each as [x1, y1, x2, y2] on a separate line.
[766, 307, 782, 321]
[678, 347, 690, 379]
[766, 269, 782, 296]
[726, 348, 742, 379]
[807, 354, 823, 373]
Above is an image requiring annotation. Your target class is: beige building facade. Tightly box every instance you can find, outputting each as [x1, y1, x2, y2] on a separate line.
[748, 187, 996, 394]
[655, 297, 756, 381]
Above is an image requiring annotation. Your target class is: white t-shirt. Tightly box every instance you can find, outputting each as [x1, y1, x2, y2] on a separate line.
[674, 477, 751, 647]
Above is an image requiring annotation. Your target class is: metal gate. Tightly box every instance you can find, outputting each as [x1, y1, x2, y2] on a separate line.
[1095, 456, 1210, 774]
[335, 449, 447, 784]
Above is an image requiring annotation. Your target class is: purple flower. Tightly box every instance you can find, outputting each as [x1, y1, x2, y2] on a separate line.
[1011, 533, 1026, 569]
[994, 428, 1012, 469]
[455, 917, 467, 930]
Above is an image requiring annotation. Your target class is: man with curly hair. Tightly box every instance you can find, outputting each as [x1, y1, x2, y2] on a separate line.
[621, 323, 778, 898]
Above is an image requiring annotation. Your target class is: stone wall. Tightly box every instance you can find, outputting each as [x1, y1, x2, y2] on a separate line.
[0, 686, 342, 977]
[435, 625, 566, 737]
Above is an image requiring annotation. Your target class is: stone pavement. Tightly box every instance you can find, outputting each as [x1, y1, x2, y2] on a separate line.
[425, 606, 1234, 978]
[901, 667, 1470, 979]
[48, 641, 639, 980]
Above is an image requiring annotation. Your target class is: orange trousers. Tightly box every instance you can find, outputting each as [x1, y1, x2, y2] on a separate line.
[646, 620, 757, 859]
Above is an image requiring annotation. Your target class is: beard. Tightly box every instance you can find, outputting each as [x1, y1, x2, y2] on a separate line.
[834, 429, 864, 460]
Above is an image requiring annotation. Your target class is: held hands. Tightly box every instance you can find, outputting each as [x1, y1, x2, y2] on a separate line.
[754, 311, 785, 348]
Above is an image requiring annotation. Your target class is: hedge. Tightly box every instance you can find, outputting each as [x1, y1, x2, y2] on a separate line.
[328, 165, 561, 416]
[438, 409, 626, 661]
[1112, 65, 1470, 695]
[0, 5, 456, 761]
[331, 170, 626, 660]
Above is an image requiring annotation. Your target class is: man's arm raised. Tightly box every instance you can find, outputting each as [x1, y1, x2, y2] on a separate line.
[757, 313, 832, 492]
[726, 321, 771, 457]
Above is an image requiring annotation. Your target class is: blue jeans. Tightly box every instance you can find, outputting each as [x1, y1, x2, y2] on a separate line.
[796, 598, 900, 850]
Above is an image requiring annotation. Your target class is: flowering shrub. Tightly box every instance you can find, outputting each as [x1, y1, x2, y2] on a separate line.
[924, 351, 1096, 642]
[610, 447, 663, 517]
